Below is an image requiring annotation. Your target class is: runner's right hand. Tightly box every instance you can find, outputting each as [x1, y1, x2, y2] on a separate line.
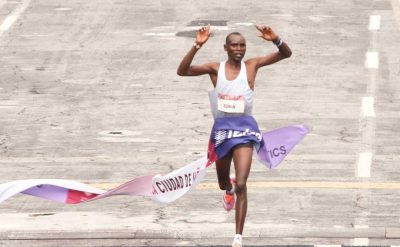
[195, 24, 211, 45]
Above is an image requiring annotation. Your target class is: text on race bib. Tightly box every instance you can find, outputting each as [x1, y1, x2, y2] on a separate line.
[217, 94, 245, 113]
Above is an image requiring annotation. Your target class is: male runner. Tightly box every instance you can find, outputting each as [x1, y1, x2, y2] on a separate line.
[177, 24, 292, 247]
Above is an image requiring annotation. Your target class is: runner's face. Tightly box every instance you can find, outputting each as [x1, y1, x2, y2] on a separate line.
[225, 35, 246, 62]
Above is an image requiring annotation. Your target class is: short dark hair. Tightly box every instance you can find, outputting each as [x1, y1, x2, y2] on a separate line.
[225, 32, 243, 44]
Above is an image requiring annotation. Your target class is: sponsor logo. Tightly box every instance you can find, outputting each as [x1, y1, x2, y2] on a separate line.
[227, 128, 262, 141]
[267, 145, 287, 158]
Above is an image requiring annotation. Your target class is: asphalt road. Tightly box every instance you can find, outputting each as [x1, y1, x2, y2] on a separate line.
[1, 0, 400, 246]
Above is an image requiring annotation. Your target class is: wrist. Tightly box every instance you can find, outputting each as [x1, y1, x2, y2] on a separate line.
[272, 37, 283, 47]
[193, 42, 202, 49]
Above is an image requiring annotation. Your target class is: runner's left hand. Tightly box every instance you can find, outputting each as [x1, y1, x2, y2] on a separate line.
[255, 25, 278, 42]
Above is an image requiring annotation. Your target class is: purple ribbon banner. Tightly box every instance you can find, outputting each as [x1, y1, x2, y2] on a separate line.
[0, 125, 308, 204]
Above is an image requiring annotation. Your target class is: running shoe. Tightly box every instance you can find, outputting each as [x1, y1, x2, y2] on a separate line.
[223, 191, 235, 211]
[223, 176, 236, 211]
[232, 234, 242, 247]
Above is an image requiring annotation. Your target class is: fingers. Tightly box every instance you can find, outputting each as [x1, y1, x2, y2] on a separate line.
[255, 24, 263, 32]
[198, 24, 211, 33]
[255, 24, 271, 33]
[207, 23, 211, 36]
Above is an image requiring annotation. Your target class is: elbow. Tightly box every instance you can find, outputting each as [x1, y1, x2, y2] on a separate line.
[285, 50, 292, 58]
[176, 69, 187, 76]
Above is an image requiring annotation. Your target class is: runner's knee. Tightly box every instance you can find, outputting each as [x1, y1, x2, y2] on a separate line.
[235, 180, 247, 194]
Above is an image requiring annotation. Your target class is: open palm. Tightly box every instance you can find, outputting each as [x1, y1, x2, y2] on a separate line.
[196, 24, 211, 45]
[255, 25, 278, 41]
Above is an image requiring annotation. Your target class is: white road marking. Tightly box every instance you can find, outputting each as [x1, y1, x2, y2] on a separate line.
[0, 106, 19, 109]
[369, 15, 381, 30]
[314, 245, 341, 247]
[0, 0, 32, 35]
[352, 238, 369, 246]
[356, 18, 379, 241]
[130, 83, 143, 87]
[357, 153, 372, 178]
[162, 150, 178, 153]
[54, 7, 72, 11]
[234, 22, 254, 26]
[0, 15, 17, 31]
[365, 51, 379, 69]
[0, 100, 19, 108]
[361, 97, 375, 117]
[0, 100, 19, 105]
[143, 32, 176, 36]
[62, 79, 101, 85]
[19, 34, 52, 37]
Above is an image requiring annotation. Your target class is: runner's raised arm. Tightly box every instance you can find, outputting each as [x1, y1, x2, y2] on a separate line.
[246, 25, 292, 70]
[177, 24, 218, 76]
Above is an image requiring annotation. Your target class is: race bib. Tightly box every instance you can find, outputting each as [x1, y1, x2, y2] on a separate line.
[217, 94, 245, 113]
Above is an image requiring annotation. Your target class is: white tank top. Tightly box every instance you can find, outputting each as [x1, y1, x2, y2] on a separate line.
[209, 61, 254, 119]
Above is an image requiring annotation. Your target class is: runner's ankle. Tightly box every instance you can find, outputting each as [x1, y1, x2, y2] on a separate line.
[226, 186, 235, 195]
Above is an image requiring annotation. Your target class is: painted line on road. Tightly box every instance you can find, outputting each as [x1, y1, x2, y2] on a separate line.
[314, 245, 341, 247]
[143, 32, 176, 37]
[130, 83, 143, 87]
[357, 151, 372, 177]
[90, 181, 400, 190]
[0, 0, 32, 35]
[54, 7, 72, 11]
[365, 51, 379, 69]
[361, 97, 375, 117]
[234, 22, 254, 26]
[352, 237, 369, 246]
[369, 15, 381, 30]
[0, 14, 18, 31]
[354, 224, 369, 229]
